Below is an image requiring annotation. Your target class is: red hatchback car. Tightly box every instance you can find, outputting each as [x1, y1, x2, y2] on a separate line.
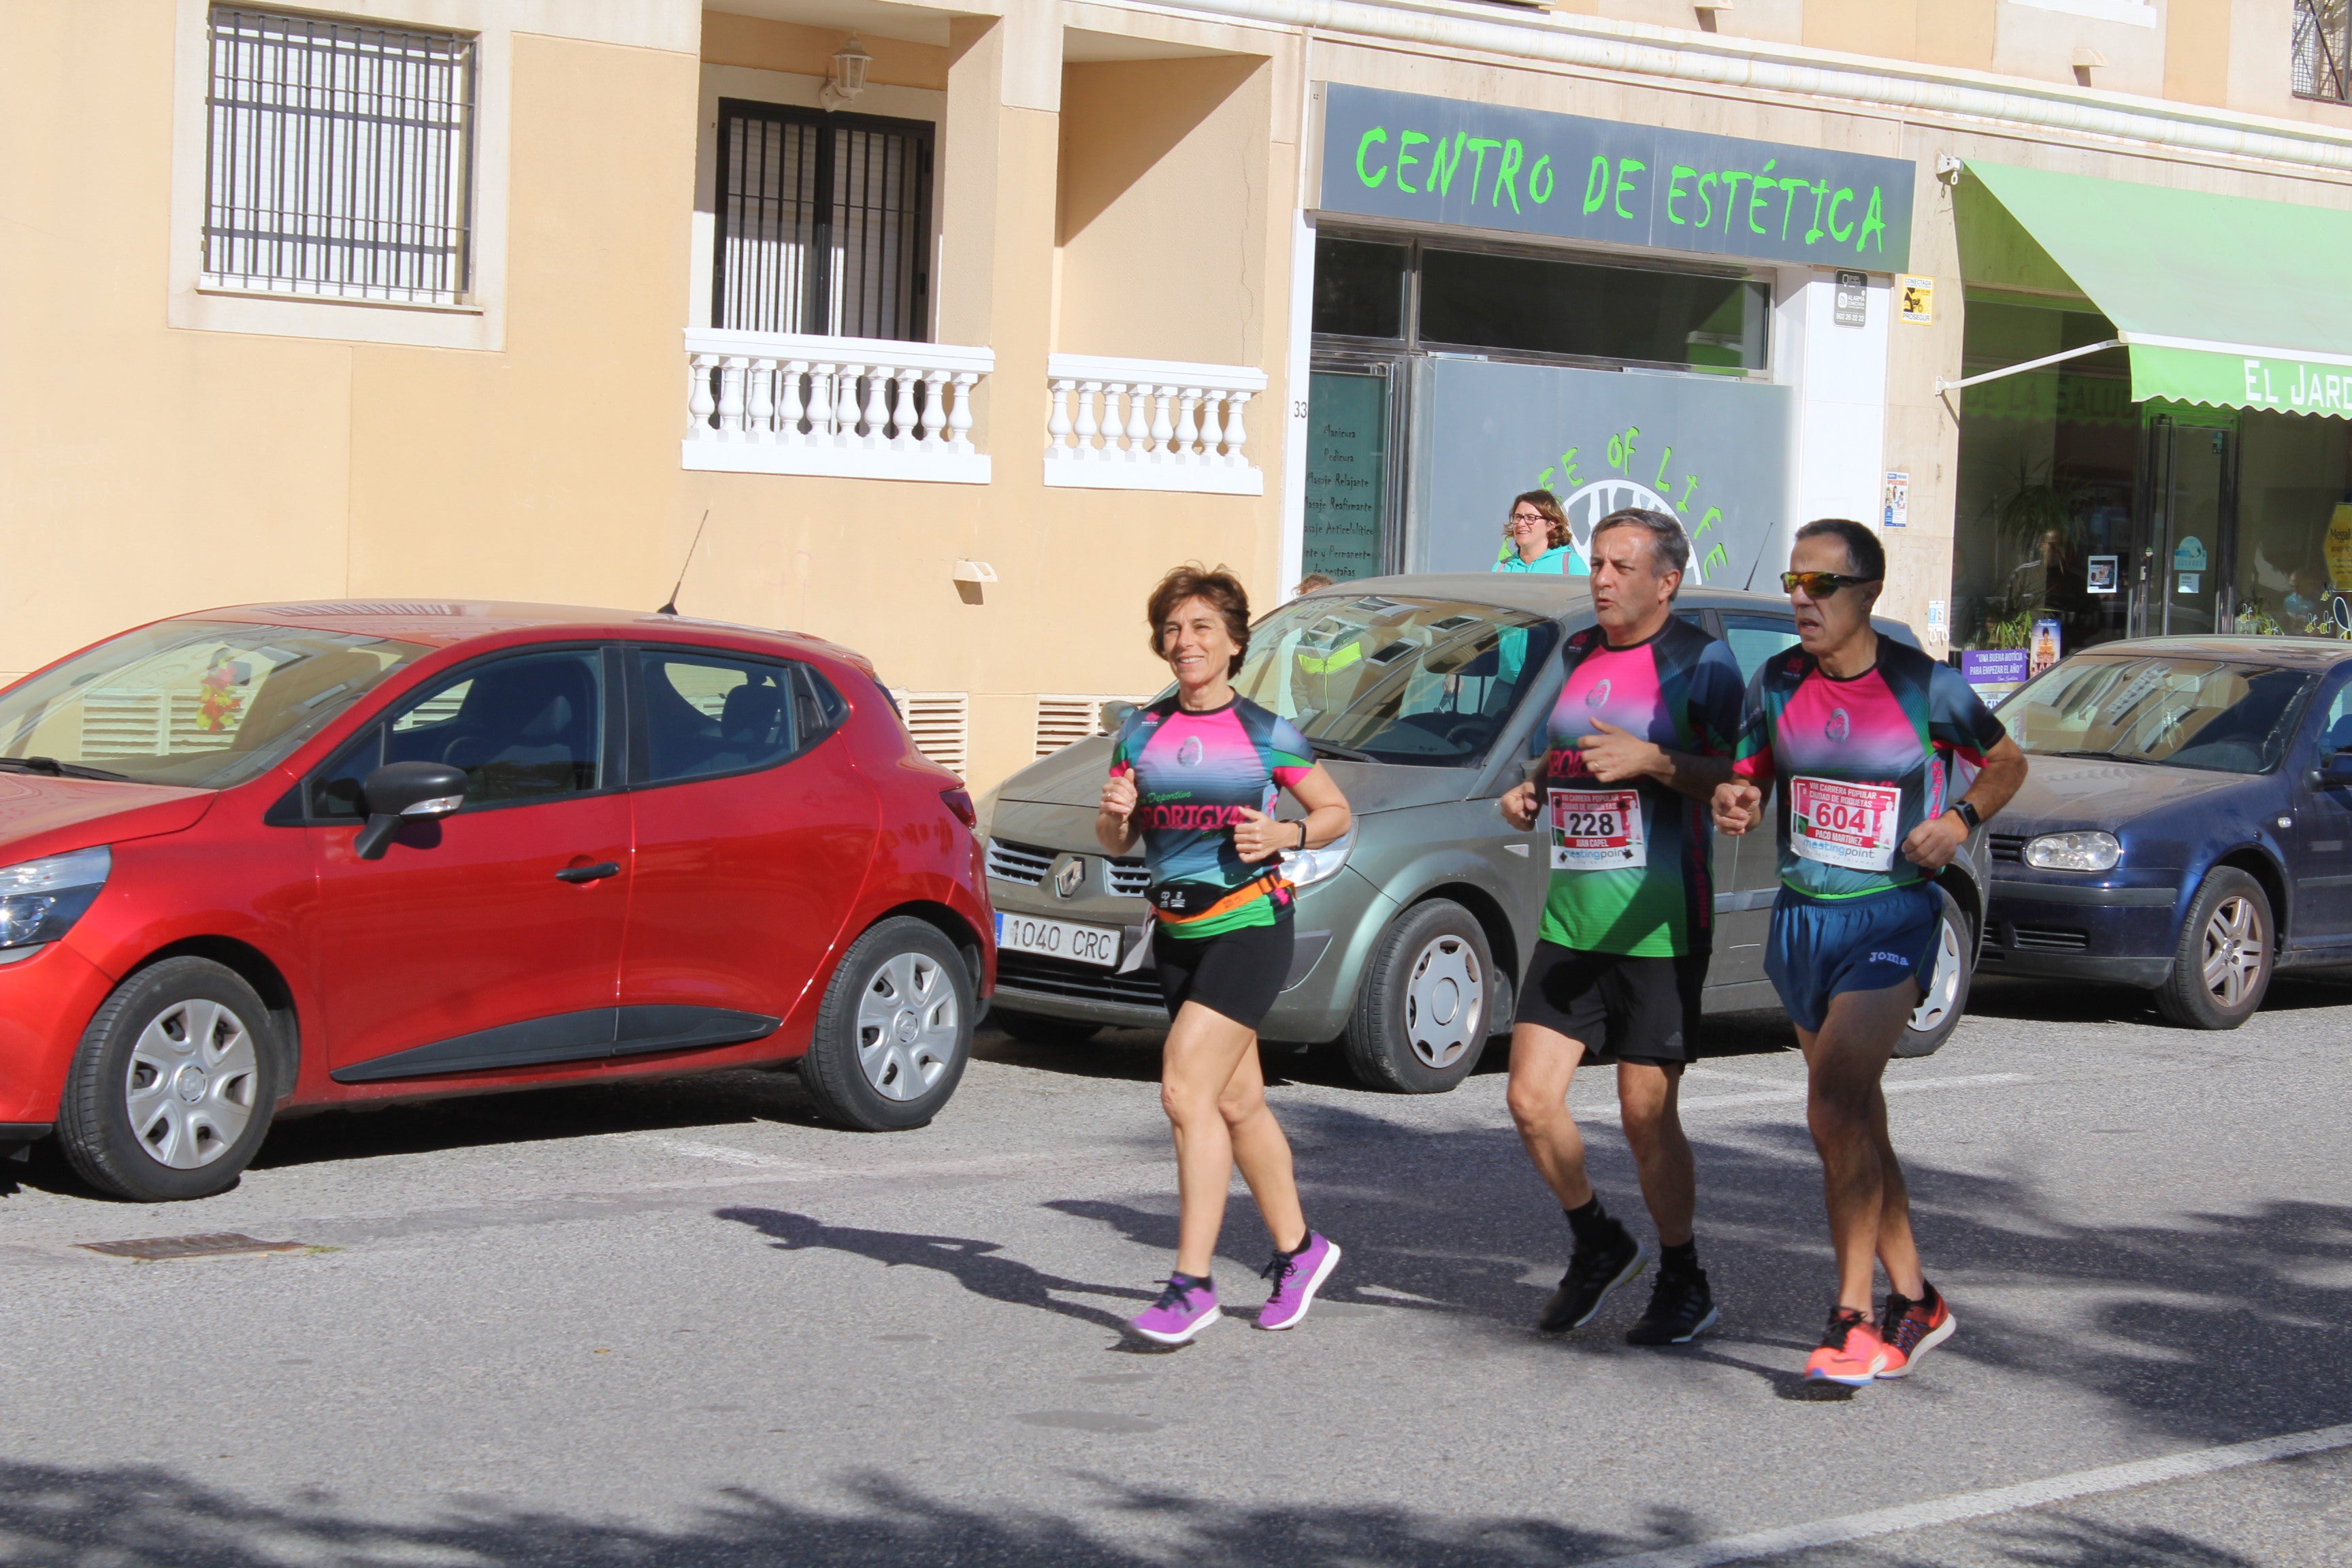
[0, 601, 995, 1201]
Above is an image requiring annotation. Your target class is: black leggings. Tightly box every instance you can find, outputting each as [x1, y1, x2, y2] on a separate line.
[1154, 915, 1296, 1031]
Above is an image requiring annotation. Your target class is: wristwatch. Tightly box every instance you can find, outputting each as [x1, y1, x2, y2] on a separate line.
[1950, 799, 1983, 832]
[1295, 821, 1311, 851]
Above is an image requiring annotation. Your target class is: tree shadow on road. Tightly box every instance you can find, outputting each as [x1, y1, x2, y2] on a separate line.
[716, 1205, 1153, 1334]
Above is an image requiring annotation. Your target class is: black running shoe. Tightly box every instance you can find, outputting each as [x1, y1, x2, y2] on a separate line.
[1624, 1266, 1718, 1345]
[1537, 1229, 1648, 1333]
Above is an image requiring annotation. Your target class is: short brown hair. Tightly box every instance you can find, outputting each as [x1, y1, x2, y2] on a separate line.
[1505, 489, 1571, 550]
[1147, 564, 1252, 678]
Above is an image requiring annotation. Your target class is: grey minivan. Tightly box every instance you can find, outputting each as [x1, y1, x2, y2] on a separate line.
[977, 572, 1987, 1090]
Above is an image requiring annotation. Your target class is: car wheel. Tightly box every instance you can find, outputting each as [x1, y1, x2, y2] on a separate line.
[2155, 867, 2272, 1030]
[1343, 899, 1494, 1094]
[992, 1009, 1102, 1048]
[798, 916, 975, 1130]
[56, 956, 280, 1202]
[1894, 885, 1973, 1059]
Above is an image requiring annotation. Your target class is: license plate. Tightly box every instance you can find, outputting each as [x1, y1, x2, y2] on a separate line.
[995, 911, 1122, 968]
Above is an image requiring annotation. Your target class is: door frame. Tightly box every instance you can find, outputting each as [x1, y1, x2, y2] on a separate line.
[2132, 410, 2242, 638]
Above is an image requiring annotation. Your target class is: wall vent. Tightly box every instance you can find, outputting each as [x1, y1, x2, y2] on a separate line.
[890, 689, 970, 777]
[1034, 694, 1130, 756]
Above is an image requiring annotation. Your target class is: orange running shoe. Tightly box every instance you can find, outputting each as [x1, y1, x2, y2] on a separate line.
[1804, 1306, 1888, 1386]
[1877, 1282, 1955, 1379]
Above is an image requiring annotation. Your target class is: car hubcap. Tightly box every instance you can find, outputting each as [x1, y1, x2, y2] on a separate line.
[2200, 895, 2266, 1008]
[1908, 912, 1963, 1034]
[855, 952, 958, 1101]
[124, 999, 259, 1170]
[1403, 935, 1482, 1070]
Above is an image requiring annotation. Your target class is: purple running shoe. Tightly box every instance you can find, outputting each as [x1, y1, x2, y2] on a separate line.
[1254, 1232, 1341, 1331]
[1128, 1275, 1221, 1345]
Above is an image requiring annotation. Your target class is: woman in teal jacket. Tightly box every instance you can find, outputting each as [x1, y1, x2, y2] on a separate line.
[1494, 490, 1588, 575]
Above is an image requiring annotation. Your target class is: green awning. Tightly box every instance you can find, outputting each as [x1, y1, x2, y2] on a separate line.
[1966, 161, 2352, 414]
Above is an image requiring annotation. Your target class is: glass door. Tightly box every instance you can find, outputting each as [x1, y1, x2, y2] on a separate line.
[2136, 417, 2236, 638]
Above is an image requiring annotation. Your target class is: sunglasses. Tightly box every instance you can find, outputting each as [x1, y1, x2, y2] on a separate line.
[1780, 570, 1879, 598]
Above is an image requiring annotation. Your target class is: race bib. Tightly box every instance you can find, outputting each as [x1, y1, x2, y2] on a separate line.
[1548, 787, 1646, 870]
[1789, 776, 1902, 871]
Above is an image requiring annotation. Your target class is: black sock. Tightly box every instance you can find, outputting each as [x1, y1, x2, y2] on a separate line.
[1564, 1196, 1618, 1249]
[1171, 1271, 1212, 1290]
[1660, 1239, 1699, 1278]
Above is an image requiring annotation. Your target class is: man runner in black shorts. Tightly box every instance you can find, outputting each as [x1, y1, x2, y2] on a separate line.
[1714, 519, 2026, 1384]
[1500, 510, 1744, 1344]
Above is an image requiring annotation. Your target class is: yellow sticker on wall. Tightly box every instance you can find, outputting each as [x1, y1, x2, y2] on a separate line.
[1899, 276, 1934, 324]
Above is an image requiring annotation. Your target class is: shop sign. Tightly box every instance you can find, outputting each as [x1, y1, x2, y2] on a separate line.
[2172, 536, 2208, 572]
[1961, 372, 2134, 429]
[1320, 84, 1915, 270]
[1961, 649, 2029, 704]
[2132, 346, 2352, 415]
[1409, 357, 1792, 589]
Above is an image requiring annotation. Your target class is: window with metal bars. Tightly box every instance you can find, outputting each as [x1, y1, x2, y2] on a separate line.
[203, 7, 477, 304]
[2295, 0, 2352, 101]
[714, 100, 932, 342]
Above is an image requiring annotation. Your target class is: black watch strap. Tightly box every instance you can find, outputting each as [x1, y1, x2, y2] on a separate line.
[1953, 799, 1982, 831]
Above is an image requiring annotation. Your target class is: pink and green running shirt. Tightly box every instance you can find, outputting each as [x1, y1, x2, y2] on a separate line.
[1537, 619, 1744, 958]
[1109, 694, 1316, 938]
[1731, 636, 2008, 902]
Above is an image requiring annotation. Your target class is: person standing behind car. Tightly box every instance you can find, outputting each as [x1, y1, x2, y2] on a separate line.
[1098, 566, 1354, 1347]
[1498, 510, 1744, 1345]
[1495, 491, 1588, 576]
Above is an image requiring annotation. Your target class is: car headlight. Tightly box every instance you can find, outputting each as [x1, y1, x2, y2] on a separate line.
[2022, 831, 2121, 872]
[1280, 826, 1354, 890]
[0, 845, 111, 949]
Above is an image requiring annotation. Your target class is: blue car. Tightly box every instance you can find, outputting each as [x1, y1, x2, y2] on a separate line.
[1980, 636, 2352, 1027]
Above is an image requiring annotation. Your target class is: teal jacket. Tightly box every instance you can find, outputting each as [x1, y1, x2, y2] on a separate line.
[1493, 542, 1588, 576]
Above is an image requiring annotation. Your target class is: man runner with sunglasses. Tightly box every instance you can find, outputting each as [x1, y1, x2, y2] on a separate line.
[1712, 519, 2026, 1386]
[1501, 509, 1743, 1345]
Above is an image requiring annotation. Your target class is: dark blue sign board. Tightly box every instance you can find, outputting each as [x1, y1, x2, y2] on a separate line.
[1317, 83, 1916, 272]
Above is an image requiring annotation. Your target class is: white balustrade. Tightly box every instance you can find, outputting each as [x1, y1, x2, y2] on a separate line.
[1043, 354, 1268, 495]
[681, 328, 994, 485]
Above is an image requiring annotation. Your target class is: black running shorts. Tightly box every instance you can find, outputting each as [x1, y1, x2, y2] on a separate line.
[1153, 915, 1294, 1031]
[1514, 941, 1709, 1065]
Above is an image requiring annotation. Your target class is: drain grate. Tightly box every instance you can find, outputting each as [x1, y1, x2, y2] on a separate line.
[78, 1232, 308, 1262]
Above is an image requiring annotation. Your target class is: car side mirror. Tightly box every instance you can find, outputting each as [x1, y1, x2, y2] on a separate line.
[2310, 751, 2352, 790]
[353, 761, 467, 860]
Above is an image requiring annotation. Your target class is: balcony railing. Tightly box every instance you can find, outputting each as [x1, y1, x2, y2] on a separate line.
[682, 328, 994, 485]
[1043, 354, 1266, 495]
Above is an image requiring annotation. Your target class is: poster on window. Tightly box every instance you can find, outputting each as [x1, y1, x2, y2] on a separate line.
[2029, 618, 2063, 678]
[2087, 555, 2119, 595]
[1410, 357, 1795, 590]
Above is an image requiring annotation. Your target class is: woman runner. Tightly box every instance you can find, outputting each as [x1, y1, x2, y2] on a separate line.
[1099, 566, 1353, 1345]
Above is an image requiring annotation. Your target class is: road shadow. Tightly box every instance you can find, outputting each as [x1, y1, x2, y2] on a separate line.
[0, 1454, 2300, 1568]
[715, 1206, 1153, 1333]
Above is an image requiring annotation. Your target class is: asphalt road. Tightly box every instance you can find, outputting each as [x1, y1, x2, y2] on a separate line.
[1, 973, 2348, 1568]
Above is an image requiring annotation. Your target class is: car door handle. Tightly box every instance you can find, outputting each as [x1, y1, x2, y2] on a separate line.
[555, 862, 621, 883]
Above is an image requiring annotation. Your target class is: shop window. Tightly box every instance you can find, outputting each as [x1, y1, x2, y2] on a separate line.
[1313, 239, 1408, 340]
[1418, 250, 1767, 372]
[714, 101, 932, 342]
[2232, 411, 2352, 639]
[203, 7, 477, 304]
[1950, 300, 2135, 655]
[2293, 0, 2351, 103]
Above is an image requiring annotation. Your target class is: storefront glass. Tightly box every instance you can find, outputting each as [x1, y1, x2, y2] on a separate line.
[2234, 410, 2352, 638]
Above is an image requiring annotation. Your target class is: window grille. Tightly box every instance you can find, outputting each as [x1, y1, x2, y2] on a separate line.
[204, 7, 477, 303]
[2295, 0, 2351, 102]
[715, 101, 932, 341]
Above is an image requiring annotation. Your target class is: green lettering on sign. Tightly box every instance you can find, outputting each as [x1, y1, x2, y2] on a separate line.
[1855, 186, 1886, 254]
[1665, 165, 1697, 227]
[1354, 127, 1389, 190]
[1613, 159, 1645, 221]
[1430, 133, 1467, 196]
[1529, 155, 1554, 204]
[1582, 156, 1612, 215]
[1396, 131, 1428, 194]
[1496, 139, 1525, 213]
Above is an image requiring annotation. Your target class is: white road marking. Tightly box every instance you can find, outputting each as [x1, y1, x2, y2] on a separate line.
[1580, 1420, 2352, 1568]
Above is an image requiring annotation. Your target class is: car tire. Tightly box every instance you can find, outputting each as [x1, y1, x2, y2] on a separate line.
[992, 1009, 1102, 1048]
[798, 916, 975, 1130]
[1894, 884, 1974, 1059]
[2154, 867, 2273, 1030]
[1343, 899, 1494, 1094]
[56, 956, 280, 1203]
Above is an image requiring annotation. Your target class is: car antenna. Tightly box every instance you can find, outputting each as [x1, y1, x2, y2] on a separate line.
[657, 510, 710, 617]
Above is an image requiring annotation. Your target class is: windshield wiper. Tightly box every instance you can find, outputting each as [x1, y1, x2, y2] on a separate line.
[0, 755, 132, 782]
[2042, 749, 2149, 766]
[1308, 738, 1377, 763]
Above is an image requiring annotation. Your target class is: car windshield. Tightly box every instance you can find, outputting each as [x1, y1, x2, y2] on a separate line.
[0, 621, 432, 790]
[1232, 594, 1559, 767]
[2002, 654, 2315, 775]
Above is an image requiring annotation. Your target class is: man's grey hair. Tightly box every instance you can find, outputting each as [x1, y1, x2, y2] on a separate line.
[1591, 508, 1692, 590]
